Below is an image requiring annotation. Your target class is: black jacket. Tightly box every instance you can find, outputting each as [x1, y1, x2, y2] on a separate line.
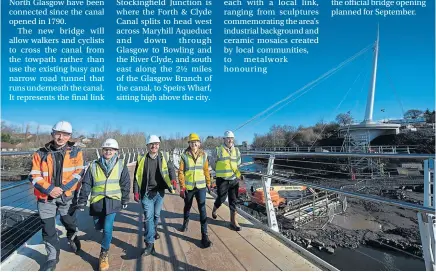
[78, 158, 130, 216]
[133, 152, 176, 198]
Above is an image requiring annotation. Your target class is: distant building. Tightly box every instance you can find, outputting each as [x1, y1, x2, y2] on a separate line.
[15, 133, 34, 140]
[81, 138, 92, 144]
[0, 142, 18, 151]
[384, 117, 426, 125]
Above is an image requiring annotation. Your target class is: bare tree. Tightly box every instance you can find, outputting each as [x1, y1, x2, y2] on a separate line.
[404, 109, 423, 120]
[335, 112, 354, 126]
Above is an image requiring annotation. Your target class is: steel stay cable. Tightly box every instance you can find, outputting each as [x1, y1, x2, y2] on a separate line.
[234, 43, 374, 131]
[383, 66, 405, 117]
[254, 68, 334, 126]
[339, 67, 371, 151]
[309, 48, 372, 149]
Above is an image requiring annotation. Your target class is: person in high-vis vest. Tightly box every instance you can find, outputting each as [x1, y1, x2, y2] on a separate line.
[210, 130, 244, 231]
[29, 121, 84, 271]
[77, 138, 130, 271]
[178, 133, 212, 248]
[133, 135, 177, 256]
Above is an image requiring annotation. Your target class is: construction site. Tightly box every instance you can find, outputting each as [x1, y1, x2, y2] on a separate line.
[221, 146, 431, 270]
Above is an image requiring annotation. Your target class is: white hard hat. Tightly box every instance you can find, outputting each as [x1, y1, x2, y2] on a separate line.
[224, 130, 235, 138]
[146, 135, 161, 145]
[102, 138, 119, 149]
[52, 121, 72, 134]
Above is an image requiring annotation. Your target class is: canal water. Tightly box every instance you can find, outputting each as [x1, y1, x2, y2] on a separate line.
[310, 244, 425, 271]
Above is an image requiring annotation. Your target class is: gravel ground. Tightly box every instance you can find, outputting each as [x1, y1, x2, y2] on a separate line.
[237, 176, 425, 257]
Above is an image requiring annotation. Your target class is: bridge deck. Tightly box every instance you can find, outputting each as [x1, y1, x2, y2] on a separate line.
[2, 166, 321, 271]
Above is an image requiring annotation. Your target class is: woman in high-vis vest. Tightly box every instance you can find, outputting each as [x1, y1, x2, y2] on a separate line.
[178, 133, 212, 248]
[78, 138, 130, 271]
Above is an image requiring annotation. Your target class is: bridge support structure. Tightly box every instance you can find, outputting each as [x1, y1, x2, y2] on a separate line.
[263, 155, 279, 232]
[342, 131, 384, 180]
[418, 159, 435, 271]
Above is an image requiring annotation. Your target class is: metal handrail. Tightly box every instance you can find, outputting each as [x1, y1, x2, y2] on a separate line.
[0, 180, 29, 192]
[241, 170, 435, 214]
[0, 147, 148, 157]
[0, 152, 33, 156]
[254, 145, 420, 149]
[243, 151, 435, 159]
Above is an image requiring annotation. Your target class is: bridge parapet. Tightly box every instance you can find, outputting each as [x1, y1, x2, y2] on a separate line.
[0, 148, 146, 262]
[2, 150, 435, 270]
[253, 145, 417, 154]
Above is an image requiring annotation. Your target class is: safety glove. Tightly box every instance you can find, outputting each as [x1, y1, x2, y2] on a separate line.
[180, 187, 186, 199]
[134, 193, 140, 203]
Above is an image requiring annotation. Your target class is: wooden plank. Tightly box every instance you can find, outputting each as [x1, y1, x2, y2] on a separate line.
[2, 164, 322, 271]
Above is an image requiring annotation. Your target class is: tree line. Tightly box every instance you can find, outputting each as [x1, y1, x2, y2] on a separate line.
[252, 108, 435, 148]
[1, 108, 434, 150]
[0, 121, 230, 151]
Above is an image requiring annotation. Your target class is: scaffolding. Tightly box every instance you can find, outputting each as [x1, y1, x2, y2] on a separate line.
[342, 131, 385, 179]
[282, 191, 346, 230]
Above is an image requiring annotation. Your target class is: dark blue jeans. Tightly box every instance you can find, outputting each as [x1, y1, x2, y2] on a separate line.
[183, 187, 208, 235]
[93, 212, 117, 251]
[141, 190, 164, 244]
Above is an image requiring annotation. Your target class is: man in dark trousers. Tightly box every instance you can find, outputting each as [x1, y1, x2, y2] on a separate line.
[29, 121, 84, 271]
[133, 135, 177, 256]
[210, 130, 244, 231]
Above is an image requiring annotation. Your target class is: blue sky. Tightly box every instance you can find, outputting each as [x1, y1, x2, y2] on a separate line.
[1, 2, 435, 144]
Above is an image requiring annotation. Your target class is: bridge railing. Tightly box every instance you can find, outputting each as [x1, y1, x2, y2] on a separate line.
[235, 151, 434, 271]
[0, 147, 146, 262]
[253, 145, 418, 154]
[2, 149, 434, 269]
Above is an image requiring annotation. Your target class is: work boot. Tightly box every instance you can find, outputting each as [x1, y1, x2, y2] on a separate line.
[180, 219, 189, 232]
[211, 206, 218, 219]
[154, 226, 160, 240]
[41, 259, 57, 271]
[201, 233, 212, 248]
[68, 234, 81, 253]
[141, 243, 155, 257]
[230, 211, 241, 231]
[99, 249, 109, 271]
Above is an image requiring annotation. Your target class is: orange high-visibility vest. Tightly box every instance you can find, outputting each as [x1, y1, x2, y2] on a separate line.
[29, 143, 84, 201]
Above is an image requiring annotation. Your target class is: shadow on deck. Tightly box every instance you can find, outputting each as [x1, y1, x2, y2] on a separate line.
[1, 165, 321, 271]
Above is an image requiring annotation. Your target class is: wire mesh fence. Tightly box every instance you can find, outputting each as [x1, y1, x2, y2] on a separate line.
[0, 148, 144, 262]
